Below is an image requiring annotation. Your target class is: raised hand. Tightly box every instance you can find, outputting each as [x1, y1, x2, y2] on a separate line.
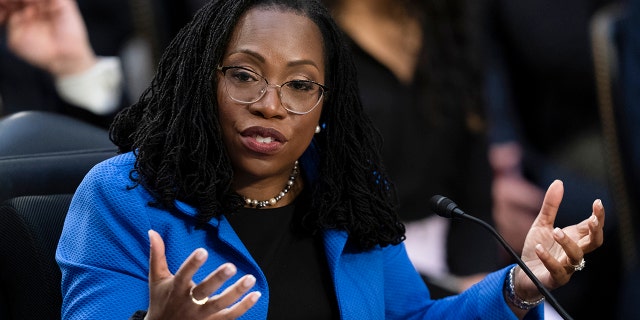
[3, 0, 96, 76]
[513, 180, 605, 304]
[145, 230, 261, 320]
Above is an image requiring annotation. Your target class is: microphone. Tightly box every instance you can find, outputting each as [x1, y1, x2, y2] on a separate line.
[429, 195, 574, 320]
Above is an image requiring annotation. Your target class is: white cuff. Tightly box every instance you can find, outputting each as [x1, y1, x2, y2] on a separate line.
[55, 56, 124, 115]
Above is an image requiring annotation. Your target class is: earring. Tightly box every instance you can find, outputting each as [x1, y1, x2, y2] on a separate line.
[315, 125, 321, 134]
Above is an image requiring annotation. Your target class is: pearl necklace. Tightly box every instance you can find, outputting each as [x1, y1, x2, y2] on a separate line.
[243, 161, 299, 209]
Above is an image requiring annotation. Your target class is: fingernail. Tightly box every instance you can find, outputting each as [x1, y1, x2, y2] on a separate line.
[243, 275, 256, 288]
[591, 215, 599, 226]
[194, 248, 207, 261]
[535, 243, 544, 253]
[553, 227, 564, 239]
[250, 291, 262, 302]
[597, 199, 603, 209]
[223, 263, 236, 276]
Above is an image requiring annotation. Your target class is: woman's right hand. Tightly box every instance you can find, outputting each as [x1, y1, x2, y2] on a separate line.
[146, 230, 261, 320]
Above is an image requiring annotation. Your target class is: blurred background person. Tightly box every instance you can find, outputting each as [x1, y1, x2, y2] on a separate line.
[0, 0, 217, 129]
[322, 0, 500, 297]
[614, 3, 640, 317]
[0, 0, 137, 128]
[477, 0, 624, 318]
[591, 0, 640, 317]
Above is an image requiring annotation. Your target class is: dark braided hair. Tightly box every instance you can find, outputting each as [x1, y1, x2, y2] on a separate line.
[109, 0, 404, 250]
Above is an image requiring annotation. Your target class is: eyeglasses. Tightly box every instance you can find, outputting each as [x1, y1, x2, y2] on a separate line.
[217, 66, 328, 115]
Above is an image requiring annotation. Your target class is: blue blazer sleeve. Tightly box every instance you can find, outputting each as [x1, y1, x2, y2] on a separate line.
[380, 243, 543, 320]
[56, 155, 153, 319]
[323, 229, 542, 319]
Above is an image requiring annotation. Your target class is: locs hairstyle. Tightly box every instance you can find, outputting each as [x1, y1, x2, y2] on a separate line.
[109, 0, 404, 250]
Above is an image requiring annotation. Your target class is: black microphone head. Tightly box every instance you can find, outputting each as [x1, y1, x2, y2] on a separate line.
[429, 195, 461, 219]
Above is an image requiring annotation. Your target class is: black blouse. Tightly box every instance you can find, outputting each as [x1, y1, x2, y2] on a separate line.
[226, 193, 340, 319]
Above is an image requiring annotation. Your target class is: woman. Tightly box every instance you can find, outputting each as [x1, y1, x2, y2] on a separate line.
[56, 0, 605, 319]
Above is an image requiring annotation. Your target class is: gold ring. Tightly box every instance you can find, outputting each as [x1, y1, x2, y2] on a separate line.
[571, 258, 586, 271]
[189, 286, 209, 305]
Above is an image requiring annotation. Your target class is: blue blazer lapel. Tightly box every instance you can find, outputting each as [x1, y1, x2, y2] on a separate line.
[323, 229, 385, 319]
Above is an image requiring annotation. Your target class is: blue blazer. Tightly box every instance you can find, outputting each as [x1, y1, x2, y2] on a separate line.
[56, 152, 542, 319]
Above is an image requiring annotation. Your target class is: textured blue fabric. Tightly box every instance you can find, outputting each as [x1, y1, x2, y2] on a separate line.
[56, 152, 543, 319]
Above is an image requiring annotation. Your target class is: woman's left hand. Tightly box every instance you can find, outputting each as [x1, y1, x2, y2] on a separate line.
[513, 179, 605, 304]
